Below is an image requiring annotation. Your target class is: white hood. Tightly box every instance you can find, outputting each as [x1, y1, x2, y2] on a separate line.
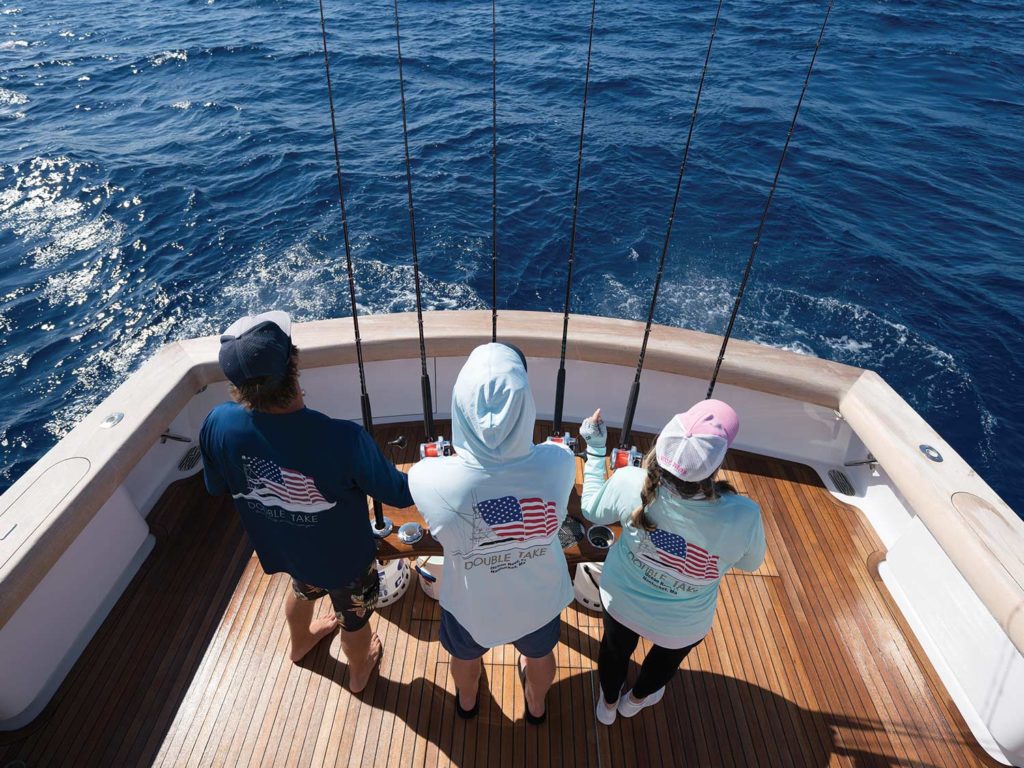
[451, 343, 536, 467]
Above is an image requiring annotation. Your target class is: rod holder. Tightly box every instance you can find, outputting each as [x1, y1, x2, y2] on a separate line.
[372, 516, 394, 538]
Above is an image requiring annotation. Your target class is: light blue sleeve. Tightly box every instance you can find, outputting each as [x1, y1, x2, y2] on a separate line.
[733, 504, 767, 572]
[581, 454, 642, 526]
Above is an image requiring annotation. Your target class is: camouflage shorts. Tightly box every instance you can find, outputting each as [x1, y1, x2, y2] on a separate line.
[292, 561, 379, 632]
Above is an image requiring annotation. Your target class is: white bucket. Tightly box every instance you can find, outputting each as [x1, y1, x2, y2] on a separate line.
[415, 556, 444, 600]
[573, 562, 604, 612]
[375, 558, 412, 607]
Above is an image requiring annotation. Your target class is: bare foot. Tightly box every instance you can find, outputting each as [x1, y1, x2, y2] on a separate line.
[289, 614, 338, 662]
[348, 633, 383, 693]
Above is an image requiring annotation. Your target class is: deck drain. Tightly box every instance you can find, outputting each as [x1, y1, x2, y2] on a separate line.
[558, 518, 584, 550]
[828, 469, 855, 496]
[178, 445, 202, 472]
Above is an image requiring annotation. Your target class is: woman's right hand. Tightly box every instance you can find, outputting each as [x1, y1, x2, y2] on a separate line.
[580, 408, 607, 451]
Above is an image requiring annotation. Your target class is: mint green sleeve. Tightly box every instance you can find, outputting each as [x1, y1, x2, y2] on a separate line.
[733, 507, 767, 572]
[581, 454, 638, 526]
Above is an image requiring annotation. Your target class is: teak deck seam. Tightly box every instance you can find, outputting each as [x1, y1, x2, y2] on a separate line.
[0, 420, 994, 767]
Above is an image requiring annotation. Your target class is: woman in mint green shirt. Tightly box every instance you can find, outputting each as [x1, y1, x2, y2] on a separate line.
[579, 400, 766, 725]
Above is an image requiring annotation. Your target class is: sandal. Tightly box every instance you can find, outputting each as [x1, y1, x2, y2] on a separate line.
[517, 655, 547, 725]
[455, 688, 480, 719]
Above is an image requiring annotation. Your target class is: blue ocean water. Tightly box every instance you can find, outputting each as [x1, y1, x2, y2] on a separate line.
[1, 0, 1021, 514]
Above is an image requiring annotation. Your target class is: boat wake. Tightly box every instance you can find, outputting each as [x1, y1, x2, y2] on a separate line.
[591, 270, 998, 469]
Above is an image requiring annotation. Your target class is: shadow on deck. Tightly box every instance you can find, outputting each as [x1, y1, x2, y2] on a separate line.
[0, 424, 993, 767]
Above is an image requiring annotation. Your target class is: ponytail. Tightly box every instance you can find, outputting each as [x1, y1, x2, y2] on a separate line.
[627, 448, 738, 531]
[628, 450, 663, 532]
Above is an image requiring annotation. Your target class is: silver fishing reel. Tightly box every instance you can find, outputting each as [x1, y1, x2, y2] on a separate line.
[545, 433, 578, 452]
[610, 445, 643, 470]
[419, 437, 454, 459]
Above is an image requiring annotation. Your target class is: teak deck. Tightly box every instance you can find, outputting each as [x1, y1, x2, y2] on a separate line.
[0, 421, 994, 767]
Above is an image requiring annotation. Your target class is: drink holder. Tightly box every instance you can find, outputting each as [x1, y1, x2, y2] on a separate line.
[586, 525, 615, 549]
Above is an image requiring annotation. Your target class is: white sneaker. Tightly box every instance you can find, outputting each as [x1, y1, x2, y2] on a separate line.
[595, 693, 618, 726]
[616, 687, 665, 717]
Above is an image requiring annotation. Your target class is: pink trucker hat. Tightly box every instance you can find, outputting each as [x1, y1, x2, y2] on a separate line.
[655, 399, 739, 482]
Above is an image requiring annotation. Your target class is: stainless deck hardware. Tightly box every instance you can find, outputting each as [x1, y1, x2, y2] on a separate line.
[99, 412, 124, 429]
[844, 453, 876, 469]
[372, 516, 394, 538]
[398, 522, 424, 544]
[920, 444, 943, 462]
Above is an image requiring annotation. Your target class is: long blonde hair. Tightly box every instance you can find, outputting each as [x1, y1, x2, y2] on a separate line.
[628, 448, 737, 531]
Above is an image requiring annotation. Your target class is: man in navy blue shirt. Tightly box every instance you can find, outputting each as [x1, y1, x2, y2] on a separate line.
[200, 311, 413, 692]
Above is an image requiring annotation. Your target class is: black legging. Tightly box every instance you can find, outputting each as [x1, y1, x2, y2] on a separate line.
[598, 610, 702, 703]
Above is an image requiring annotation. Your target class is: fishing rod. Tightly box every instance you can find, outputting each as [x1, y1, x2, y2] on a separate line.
[551, 0, 597, 446]
[392, 0, 444, 457]
[318, 0, 391, 537]
[490, 0, 498, 343]
[612, 0, 725, 470]
[707, 0, 834, 399]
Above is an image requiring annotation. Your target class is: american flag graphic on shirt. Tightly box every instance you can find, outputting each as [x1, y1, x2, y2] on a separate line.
[647, 528, 720, 581]
[476, 495, 558, 542]
[241, 455, 329, 510]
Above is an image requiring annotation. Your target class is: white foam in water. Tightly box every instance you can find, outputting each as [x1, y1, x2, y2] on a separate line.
[588, 267, 998, 464]
[0, 88, 28, 106]
[217, 241, 485, 326]
[0, 40, 28, 50]
[150, 50, 188, 67]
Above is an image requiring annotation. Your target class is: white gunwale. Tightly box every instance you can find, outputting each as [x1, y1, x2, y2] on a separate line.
[0, 309, 1021, 663]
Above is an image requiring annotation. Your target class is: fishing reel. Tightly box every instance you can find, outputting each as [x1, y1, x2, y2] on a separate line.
[545, 433, 578, 453]
[419, 437, 454, 459]
[610, 445, 644, 470]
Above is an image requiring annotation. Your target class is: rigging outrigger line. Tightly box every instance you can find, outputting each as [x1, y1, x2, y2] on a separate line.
[393, 0, 439, 451]
[490, 0, 498, 343]
[552, 0, 597, 440]
[707, 0, 834, 399]
[318, 0, 391, 538]
[615, 0, 724, 470]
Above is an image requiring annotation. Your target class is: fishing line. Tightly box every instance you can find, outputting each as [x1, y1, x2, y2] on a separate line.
[553, 0, 597, 436]
[617, 0, 725, 454]
[707, 0, 834, 399]
[393, 0, 436, 441]
[490, 0, 498, 342]
[318, 0, 390, 535]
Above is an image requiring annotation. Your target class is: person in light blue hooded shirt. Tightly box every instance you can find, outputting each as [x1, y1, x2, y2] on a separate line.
[409, 343, 576, 724]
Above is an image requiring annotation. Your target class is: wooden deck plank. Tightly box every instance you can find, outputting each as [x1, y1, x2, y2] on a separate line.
[0, 420, 996, 767]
